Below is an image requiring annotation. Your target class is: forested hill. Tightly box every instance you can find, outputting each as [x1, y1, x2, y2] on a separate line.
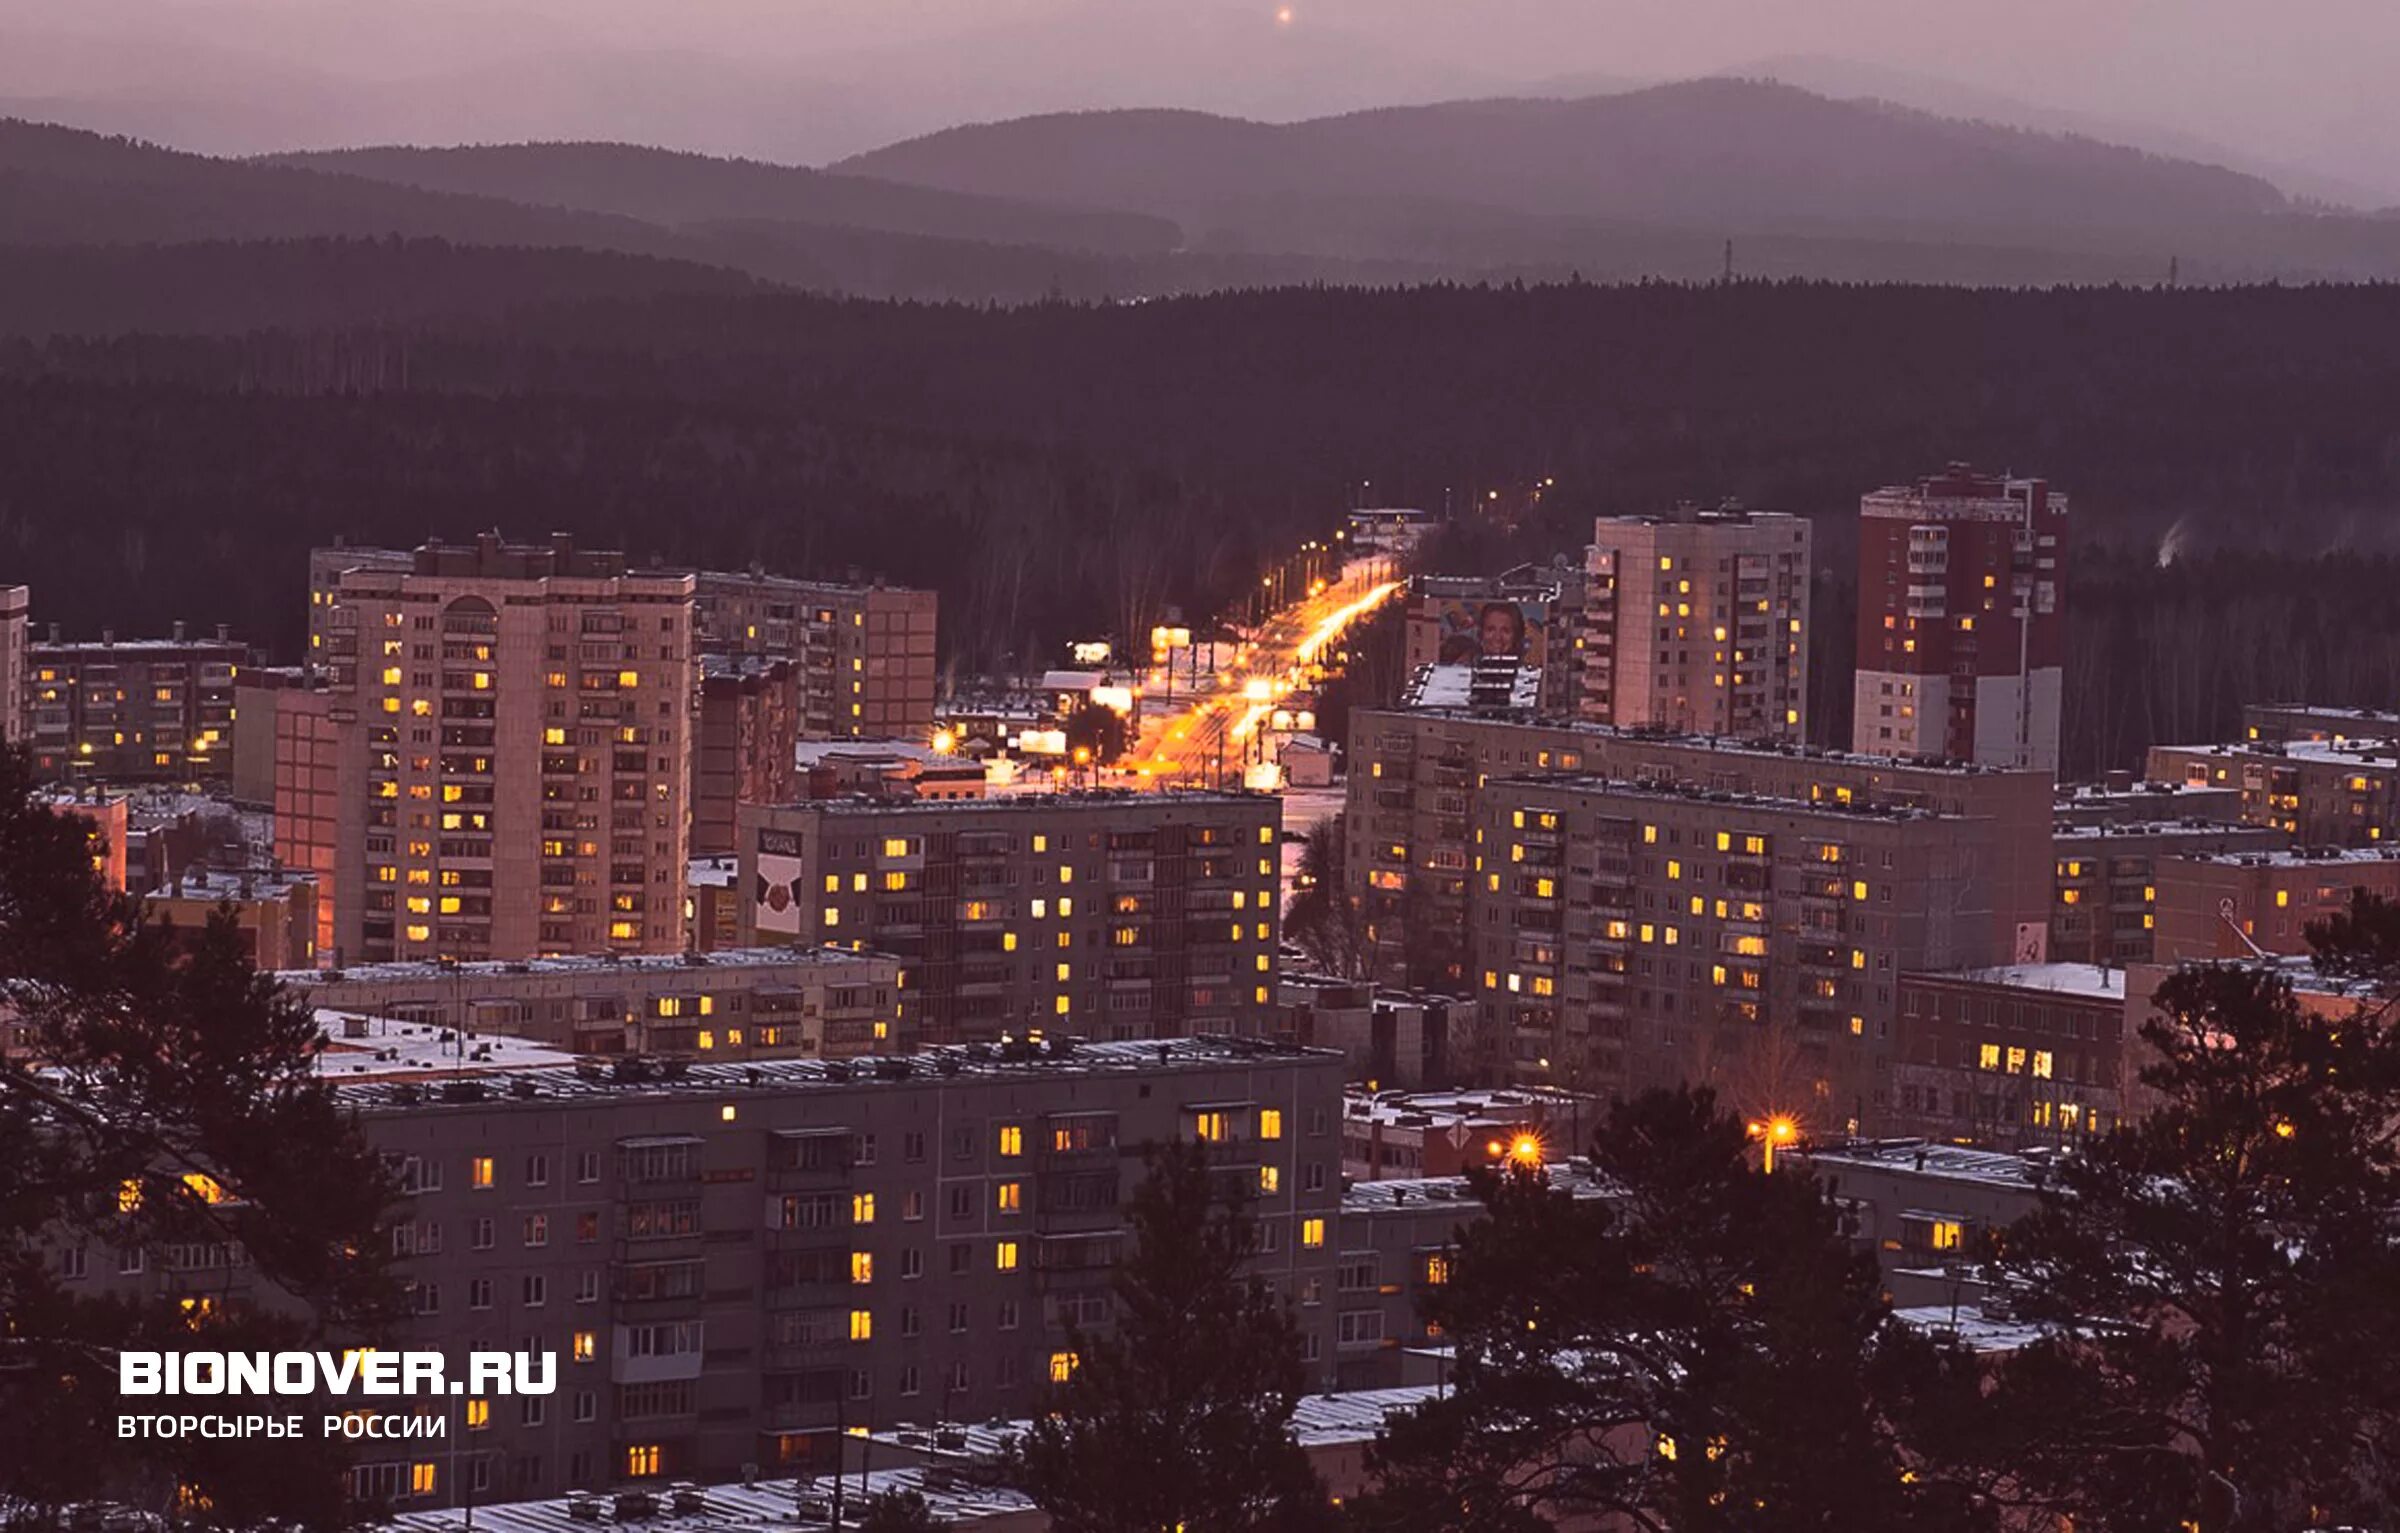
[7, 279, 2400, 774]
[262, 142, 1179, 256]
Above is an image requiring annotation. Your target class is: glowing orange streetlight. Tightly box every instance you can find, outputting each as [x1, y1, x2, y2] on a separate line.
[1747, 1114, 1799, 1174]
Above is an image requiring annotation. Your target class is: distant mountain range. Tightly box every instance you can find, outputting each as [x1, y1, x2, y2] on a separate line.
[835, 80, 2286, 242]
[10, 77, 2400, 328]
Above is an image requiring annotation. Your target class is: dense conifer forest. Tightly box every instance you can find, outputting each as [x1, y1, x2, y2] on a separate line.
[6, 274, 2400, 775]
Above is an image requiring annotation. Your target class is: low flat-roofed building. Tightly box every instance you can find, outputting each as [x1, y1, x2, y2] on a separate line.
[1339, 1085, 1591, 1183]
[1276, 975, 1463, 1090]
[1800, 1139, 2050, 1307]
[1329, 1161, 1613, 1390]
[1891, 963, 2128, 1148]
[277, 945, 907, 1060]
[146, 863, 319, 971]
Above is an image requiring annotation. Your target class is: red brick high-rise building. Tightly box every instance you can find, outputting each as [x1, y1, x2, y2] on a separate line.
[1853, 466, 2065, 774]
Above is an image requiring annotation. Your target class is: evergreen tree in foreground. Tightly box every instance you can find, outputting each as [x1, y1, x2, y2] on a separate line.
[1935, 930, 2400, 1533]
[0, 748, 400, 1527]
[1015, 1139, 1332, 1533]
[1353, 1087, 1979, 1533]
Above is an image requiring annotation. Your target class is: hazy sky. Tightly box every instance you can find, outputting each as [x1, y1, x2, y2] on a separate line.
[6, 0, 2398, 197]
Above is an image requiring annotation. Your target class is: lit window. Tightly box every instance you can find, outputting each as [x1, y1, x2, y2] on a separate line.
[469, 1157, 493, 1189]
[995, 1241, 1020, 1272]
[1259, 1109, 1283, 1140]
[1930, 1221, 1964, 1252]
[410, 1464, 437, 1497]
[1049, 1351, 1080, 1383]
[625, 1445, 660, 1478]
[849, 1310, 873, 1342]
[1259, 1165, 1280, 1194]
[851, 1251, 874, 1284]
[1194, 1111, 1232, 1144]
[998, 1125, 1024, 1157]
[852, 1192, 877, 1225]
[1301, 1218, 1325, 1249]
[1978, 1044, 2001, 1071]
[996, 1182, 1022, 1212]
[572, 1331, 596, 1363]
[465, 1398, 490, 1429]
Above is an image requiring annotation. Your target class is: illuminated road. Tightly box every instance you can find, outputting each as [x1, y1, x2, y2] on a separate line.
[1128, 560, 1399, 787]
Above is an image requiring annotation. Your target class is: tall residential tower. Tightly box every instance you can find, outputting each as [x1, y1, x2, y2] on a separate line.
[1853, 467, 2065, 773]
[325, 534, 695, 964]
[1581, 506, 1811, 743]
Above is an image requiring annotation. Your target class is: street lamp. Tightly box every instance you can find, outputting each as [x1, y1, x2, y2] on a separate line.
[1747, 1115, 1799, 1174]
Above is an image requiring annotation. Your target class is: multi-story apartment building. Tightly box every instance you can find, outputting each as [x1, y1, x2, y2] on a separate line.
[0, 583, 28, 743]
[690, 571, 938, 742]
[280, 946, 906, 1059]
[1469, 774, 2032, 1131]
[2240, 702, 2400, 745]
[323, 535, 696, 964]
[2146, 736, 2400, 846]
[26, 625, 247, 781]
[736, 791, 1282, 1045]
[1852, 466, 2065, 772]
[693, 655, 801, 856]
[55, 1036, 1344, 1508]
[313, 545, 939, 745]
[243, 673, 344, 961]
[1580, 506, 1811, 743]
[2149, 844, 2400, 962]
[1889, 964, 2129, 1148]
[2049, 818, 2287, 965]
[1344, 709, 2053, 997]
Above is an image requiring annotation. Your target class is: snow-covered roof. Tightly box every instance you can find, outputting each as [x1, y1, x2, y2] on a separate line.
[375, 1469, 1037, 1533]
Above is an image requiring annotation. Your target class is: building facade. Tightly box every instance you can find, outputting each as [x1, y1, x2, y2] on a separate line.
[57, 1038, 1345, 1508]
[1889, 964, 2128, 1148]
[147, 865, 320, 971]
[1469, 774, 2029, 1132]
[26, 627, 247, 781]
[2048, 818, 2288, 966]
[0, 583, 28, 744]
[690, 572, 938, 742]
[1581, 507, 1811, 743]
[2149, 845, 2400, 962]
[736, 792, 1282, 1046]
[283, 945, 906, 1059]
[1343, 709, 2054, 1001]
[323, 535, 696, 965]
[1852, 467, 2065, 772]
[2146, 737, 2400, 846]
[694, 655, 801, 857]
[2240, 703, 2400, 745]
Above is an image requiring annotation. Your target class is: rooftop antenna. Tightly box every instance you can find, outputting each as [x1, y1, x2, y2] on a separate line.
[2217, 897, 2271, 961]
[1721, 239, 1735, 286]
